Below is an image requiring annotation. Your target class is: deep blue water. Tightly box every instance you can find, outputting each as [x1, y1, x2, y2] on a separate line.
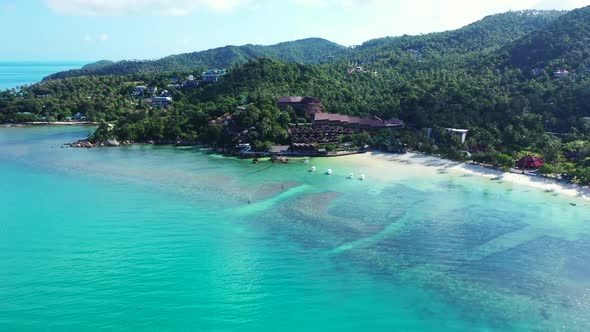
[0, 61, 88, 90]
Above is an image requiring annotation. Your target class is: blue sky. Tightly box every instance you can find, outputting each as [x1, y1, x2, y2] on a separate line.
[0, 0, 588, 61]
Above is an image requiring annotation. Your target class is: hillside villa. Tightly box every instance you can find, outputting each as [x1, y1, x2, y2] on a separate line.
[554, 69, 569, 78]
[145, 96, 173, 108]
[202, 69, 226, 82]
[445, 128, 469, 144]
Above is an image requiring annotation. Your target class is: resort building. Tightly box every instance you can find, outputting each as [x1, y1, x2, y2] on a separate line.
[278, 95, 404, 153]
[73, 112, 86, 120]
[147, 96, 173, 108]
[445, 128, 469, 144]
[235, 143, 251, 153]
[184, 80, 199, 88]
[291, 125, 351, 144]
[277, 96, 324, 115]
[516, 155, 544, 169]
[554, 70, 570, 78]
[270, 145, 291, 154]
[202, 69, 226, 82]
[133, 86, 147, 96]
[347, 66, 365, 74]
[183, 74, 199, 88]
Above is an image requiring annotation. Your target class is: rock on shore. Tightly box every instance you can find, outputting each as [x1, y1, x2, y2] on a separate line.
[67, 139, 132, 148]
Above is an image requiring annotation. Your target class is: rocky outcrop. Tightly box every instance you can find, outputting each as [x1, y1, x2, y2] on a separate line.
[106, 139, 120, 147]
[66, 139, 132, 148]
[65, 137, 200, 149]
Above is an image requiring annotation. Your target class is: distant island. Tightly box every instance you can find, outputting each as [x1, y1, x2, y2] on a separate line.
[2, 7, 590, 184]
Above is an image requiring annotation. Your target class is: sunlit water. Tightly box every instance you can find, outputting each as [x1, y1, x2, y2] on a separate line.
[1, 126, 589, 331]
[0, 62, 87, 90]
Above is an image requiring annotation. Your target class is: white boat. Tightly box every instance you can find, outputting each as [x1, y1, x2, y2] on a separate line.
[359, 174, 365, 180]
[326, 169, 333, 175]
[304, 158, 310, 164]
[348, 173, 354, 179]
[310, 166, 316, 172]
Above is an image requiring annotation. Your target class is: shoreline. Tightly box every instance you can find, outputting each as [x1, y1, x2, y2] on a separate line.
[1, 121, 100, 127]
[453, 161, 590, 202]
[343, 152, 590, 202]
[2, 124, 588, 201]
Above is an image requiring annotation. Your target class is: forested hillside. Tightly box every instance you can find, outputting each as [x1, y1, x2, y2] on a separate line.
[502, 6, 590, 70]
[4, 7, 590, 183]
[44, 38, 346, 80]
[43, 11, 564, 81]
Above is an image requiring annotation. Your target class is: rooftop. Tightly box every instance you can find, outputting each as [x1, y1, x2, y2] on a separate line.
[314, 113, 404, 128]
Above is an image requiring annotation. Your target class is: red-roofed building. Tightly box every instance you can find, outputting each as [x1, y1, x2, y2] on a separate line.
[277, 96, 324, 115]
[516, 155, 544, 169]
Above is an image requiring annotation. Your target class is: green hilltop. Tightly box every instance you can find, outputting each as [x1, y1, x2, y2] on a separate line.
[4, 7, 590, 183]
[44, 38, 346, 80]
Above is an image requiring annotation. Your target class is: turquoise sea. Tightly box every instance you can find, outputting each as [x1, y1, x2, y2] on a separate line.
[1, 126, 590, 331]
[0, 62, 88, 90]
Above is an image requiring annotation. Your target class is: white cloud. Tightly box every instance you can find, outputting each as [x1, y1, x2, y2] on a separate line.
[83, 33, 92, 41]
[99, 32, 109, 41]
[45, 0, 242, 16]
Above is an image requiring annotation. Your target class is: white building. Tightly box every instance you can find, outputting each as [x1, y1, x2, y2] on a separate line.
[446, 128, 469, 144]
[133, 86, 147, 96]
[554, 70, 569, 78]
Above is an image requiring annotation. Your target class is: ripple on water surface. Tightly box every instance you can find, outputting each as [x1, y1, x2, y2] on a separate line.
[1, 126, 590, 331]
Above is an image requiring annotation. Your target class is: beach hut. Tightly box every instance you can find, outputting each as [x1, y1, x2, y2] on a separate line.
[516, 155, 544, 169]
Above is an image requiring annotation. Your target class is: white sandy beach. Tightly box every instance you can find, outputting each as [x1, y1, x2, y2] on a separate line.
[334, 152, 590, 202]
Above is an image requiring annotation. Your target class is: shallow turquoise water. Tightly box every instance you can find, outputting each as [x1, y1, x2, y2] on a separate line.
[1, 126, 590, 331]
[0, 62, 87, 90]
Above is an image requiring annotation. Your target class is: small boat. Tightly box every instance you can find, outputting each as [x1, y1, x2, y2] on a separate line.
[348, 173, 354, 179]
[304, 159, 310, 164]
[326, 169, 333, 175]
[359, 174, 365, 180]
[310, 166, 316, 172]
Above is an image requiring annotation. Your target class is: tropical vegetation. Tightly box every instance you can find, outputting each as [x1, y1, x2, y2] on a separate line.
[3, 8, 590, 183]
